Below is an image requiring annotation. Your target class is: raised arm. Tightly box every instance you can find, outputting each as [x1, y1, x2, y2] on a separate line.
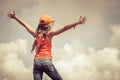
[8, 11, 36, 37]
[51, 16, 86, 36]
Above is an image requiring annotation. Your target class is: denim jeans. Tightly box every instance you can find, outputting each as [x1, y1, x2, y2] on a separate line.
[33, 58, 63, 80]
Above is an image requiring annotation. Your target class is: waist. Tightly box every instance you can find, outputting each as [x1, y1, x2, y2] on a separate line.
[35, 51, 52, 59]
[34, 58, 52, 62]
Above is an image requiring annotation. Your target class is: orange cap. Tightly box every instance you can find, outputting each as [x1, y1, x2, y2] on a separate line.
[39, 15, 54, 24]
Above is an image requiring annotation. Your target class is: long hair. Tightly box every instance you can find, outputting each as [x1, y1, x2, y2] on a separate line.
[31, 23, 53, 52]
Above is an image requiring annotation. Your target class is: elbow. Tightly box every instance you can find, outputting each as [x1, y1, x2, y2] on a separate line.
[27, 30, 36, 37]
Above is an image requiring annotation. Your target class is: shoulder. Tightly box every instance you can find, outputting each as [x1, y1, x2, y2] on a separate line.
[47, 31, 56, 40]
[48, 31, 56, 37]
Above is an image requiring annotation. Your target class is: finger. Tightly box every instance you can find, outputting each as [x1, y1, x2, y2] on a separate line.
[79, 16, 82, 19]
[8, 11, 11, 14]
[82, 17, 86, 22]
[8, 17, 12, 19]
[82, 16, 86, 18]
[8, 15, 12, 19]
[83, 16, 87, 20]
[7, 13, 11, 17]
[7, 14, 12, 19]
[13, 10, 15, 15]
[83, 16, 86, 18]
[7, 14, 10, 17]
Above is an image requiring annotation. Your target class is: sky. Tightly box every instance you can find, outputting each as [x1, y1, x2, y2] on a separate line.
[0, 0, 120, 80]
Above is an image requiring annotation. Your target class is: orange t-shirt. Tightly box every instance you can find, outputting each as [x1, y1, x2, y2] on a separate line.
[34, 37, 52, 59]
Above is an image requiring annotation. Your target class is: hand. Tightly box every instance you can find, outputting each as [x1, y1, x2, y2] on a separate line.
[77, 16, 87, 24]
[7, 11, 16, 19]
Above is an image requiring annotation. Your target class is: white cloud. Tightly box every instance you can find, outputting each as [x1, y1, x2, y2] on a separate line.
[109, 24, 120, 50]
[0, 39, 32, 80]
[55, 43, 120, 80]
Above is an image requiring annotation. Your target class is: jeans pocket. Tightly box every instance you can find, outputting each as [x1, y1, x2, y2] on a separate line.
[44, 62, 55, 72]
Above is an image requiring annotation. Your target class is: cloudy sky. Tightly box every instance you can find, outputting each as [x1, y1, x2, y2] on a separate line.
[0, 0, 120, 80]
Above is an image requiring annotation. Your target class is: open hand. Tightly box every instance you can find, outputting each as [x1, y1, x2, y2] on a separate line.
[7, 11, 16, 19]
[77, 16, 87, 24]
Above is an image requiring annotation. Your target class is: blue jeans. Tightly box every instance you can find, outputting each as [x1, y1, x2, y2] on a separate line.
[33, 58, 63, 80]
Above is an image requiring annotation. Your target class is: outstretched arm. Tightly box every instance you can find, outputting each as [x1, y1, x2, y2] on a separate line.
[8, 11, 36, 37]
[51, 16, 86, 36]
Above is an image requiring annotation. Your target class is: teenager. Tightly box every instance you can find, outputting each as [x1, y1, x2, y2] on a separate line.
[8, 11, 86, 80]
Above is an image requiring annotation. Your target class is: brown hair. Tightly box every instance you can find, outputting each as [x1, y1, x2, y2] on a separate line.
[31, 23, 52, 52]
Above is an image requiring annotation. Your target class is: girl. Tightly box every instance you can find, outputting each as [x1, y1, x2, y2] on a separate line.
[8, 11, 86, 80]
